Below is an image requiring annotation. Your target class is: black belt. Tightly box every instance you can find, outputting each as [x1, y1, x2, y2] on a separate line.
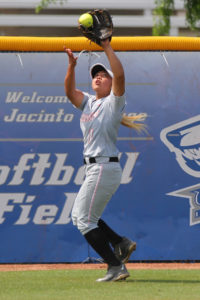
[84, 157, 119, 164]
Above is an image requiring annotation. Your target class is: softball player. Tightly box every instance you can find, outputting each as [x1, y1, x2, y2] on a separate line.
[64, 39, 136, 282]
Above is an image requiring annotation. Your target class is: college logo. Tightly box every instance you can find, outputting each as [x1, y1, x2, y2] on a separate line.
[167, 184, 200, 226]
[160, 115, 200, 178]
[160, 115, 200, 226]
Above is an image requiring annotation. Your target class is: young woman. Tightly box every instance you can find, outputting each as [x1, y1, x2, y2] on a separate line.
[64, 39, 137, 282]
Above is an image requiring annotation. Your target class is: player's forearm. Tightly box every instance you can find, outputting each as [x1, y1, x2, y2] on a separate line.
[64, 64, 84, 107]
[64, 64, 76, 99]
[104, 44, 124, 79]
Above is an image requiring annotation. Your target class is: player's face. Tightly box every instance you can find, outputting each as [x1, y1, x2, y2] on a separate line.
[92, 71, 112, 95]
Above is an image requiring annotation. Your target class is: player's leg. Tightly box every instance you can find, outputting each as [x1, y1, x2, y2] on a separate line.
[72, 162, 129, 281]
[84, 227, 120, 266]
[98, 218, 137, 263]
[84, 227, 130, 281]
[72, 163, 122, 235]
[97, 218, 123, 247]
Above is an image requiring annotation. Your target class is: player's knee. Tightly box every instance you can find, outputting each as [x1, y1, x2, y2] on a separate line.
[71, 211, 77, 227]
[71, 213, 84, 232]
[76, 218, 97, 235]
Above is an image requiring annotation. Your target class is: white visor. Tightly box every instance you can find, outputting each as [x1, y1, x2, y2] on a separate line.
[90, 63, 113, 79]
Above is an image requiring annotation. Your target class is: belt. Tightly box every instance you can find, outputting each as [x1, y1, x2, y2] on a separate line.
[84, 157, 119, 164]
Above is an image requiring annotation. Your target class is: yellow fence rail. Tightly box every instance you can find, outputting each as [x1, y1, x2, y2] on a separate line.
[1, 36, 200, 52]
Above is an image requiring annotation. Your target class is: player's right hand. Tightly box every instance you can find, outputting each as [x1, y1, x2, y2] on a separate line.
[64, 47, 78, 66]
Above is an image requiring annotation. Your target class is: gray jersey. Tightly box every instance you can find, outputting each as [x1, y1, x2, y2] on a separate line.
[79, 90, 125, 157]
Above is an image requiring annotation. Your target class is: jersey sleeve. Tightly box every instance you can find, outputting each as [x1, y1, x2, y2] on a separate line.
[107, 90, 126, 113]
[78, 92, 89, 111]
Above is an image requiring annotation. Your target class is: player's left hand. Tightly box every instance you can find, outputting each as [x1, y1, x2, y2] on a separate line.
[78, 9, 113, 46]
[100, 38, 111, 49]
[64, 47, 78, 67]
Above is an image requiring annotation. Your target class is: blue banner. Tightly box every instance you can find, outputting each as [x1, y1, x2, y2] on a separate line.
[0, 51, 200, 262]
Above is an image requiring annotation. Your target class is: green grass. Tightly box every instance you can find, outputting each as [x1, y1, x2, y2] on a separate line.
[0, 269, 200, 300]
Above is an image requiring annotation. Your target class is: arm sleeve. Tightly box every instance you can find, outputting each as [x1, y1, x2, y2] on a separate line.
[108, 90, 126, 113]
[77, 92, 89, 111]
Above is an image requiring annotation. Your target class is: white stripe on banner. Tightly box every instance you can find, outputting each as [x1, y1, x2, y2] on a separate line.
[0, 137, 154, 142]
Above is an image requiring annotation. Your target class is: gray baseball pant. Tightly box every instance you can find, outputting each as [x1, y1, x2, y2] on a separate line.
[72, 161, 122, 235]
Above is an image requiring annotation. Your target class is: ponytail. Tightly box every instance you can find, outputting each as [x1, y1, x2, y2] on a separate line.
[121, 114, 148, 133]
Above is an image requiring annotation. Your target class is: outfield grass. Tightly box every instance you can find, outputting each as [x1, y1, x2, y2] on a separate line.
[0, 269, 200, 300]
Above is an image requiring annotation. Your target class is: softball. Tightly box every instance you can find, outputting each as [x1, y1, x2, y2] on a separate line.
[78, 13, 93, 28]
